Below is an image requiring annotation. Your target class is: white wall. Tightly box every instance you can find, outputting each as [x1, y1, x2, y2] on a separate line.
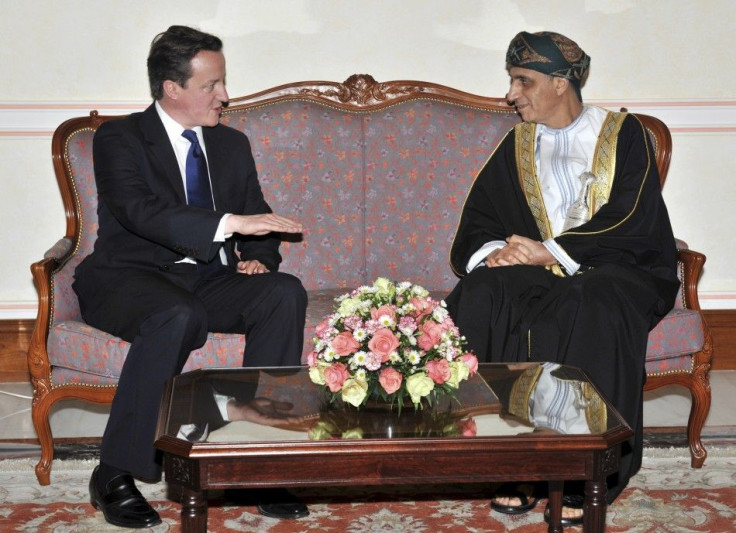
[2, 0, 735, 317]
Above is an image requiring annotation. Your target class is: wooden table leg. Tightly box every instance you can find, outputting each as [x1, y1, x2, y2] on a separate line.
[180, 486, 208, 533]
[547, 480, 563, 533]
[583, 479, 607, 533]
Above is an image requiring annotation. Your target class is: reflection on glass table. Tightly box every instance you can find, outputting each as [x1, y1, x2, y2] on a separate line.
[160, 364, 616, 445]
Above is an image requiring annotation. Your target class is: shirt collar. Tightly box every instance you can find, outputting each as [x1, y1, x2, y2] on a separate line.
[539, 105, 591, 136]
[154, 100, 203, 145]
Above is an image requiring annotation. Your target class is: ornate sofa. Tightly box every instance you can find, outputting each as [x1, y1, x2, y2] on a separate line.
[28, 74, 712, 485]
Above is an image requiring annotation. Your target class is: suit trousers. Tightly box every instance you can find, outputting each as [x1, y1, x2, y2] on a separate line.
[75, 263, 307, 480]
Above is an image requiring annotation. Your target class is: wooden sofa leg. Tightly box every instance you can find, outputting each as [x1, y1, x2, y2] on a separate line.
[687, 373, 711, 468]
[31, 391, 55, 485]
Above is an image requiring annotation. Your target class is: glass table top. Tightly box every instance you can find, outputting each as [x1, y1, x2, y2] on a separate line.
[159, 363, 625, 444]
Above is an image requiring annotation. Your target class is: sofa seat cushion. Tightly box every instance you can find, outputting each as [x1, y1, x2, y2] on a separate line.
[644, 353, 693, 375]
[645, 308, 705, 361]
[48, 290, 695, 384]
[47, 321, 244, 382]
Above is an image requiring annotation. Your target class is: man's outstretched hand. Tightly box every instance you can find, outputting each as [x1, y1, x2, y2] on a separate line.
[225, 213, 303, 236]
[226, 397, 307, 429]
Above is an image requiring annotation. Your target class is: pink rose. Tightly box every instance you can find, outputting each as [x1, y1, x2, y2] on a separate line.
[371, 304, 397, 323]
[409, 297, 436, 320]
[425, 358, 452, 384]
[306, 351, 319, 367]
[332, 331, 361, 356]
[315, 319, 331, 337]
[378, 367, 403, 395]
[456, 417, 477, 437]
[417, 320, 444, 351]
[368, 328, 400, 362]
[324, 362, 350, 393]
[460, 353, 479, 375]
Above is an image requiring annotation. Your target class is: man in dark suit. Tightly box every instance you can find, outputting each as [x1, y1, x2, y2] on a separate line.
[73, 25, 309, 528]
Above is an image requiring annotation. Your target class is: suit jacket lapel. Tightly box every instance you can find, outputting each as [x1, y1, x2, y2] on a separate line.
[202, 127, 229, 211]
[139, 104, 187, 203]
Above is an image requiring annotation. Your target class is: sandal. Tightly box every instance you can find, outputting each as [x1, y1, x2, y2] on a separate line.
[490, 483, 539, 515]
[544, 494, 584, 527]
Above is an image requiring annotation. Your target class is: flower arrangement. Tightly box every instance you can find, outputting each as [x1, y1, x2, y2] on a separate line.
[308, 277, 479, 410]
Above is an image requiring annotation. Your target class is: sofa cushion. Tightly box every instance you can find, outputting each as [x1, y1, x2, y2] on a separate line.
[48, 321, 245, 381]
[220, 101, 367, 291]
[645, 308, 704, 360]
[48, 288, 351, 382]
[362, 101, 518, 292]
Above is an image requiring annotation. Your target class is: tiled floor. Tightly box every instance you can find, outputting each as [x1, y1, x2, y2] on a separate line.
[1, 371, 735, 441]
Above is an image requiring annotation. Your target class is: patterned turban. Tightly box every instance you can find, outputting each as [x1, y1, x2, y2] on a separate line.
[506, 31, 590, 100]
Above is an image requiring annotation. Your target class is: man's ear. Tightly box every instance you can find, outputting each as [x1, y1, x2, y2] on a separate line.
[553, 77, 570, 96]
[163, 80, 180, 100]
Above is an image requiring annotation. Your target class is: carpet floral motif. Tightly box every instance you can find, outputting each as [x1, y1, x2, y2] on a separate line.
[1, 450, 735, 532]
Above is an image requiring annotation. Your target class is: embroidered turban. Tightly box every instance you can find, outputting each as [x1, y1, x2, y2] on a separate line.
[506, 31, 590, 100]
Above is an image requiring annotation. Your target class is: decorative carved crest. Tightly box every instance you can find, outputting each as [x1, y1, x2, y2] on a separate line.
[298, 74, 423, 107]
[226, 73, 514, 112]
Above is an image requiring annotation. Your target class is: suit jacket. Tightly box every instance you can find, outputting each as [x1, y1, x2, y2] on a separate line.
[75, 103, 281, 292]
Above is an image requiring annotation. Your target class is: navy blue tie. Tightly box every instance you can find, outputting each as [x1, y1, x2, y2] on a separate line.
[182, 129, 224, 277]
[182, 129, 214, 210]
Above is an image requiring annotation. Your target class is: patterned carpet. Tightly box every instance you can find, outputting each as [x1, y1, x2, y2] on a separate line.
[1, 443, 735, 532]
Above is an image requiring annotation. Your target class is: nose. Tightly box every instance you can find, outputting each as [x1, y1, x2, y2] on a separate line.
[506, 83, 519, 105]
[218, 85, 229, 105]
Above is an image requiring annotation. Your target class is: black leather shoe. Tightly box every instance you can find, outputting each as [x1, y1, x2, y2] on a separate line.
[256, 488, 309, 520]
[89, 465, 162, 528]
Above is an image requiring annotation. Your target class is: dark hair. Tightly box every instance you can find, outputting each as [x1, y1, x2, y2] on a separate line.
[147, 25, 223, 100]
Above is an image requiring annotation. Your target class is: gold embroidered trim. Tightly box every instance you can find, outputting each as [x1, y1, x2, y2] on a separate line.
[582, 382, 608, 433]
[515, 122, 553, 241]
[590, 111, 627, 213]
[508, 365, 543, 421]
[563, 113, 652, 237]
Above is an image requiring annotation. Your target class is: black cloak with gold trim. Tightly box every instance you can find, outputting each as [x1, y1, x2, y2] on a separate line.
[445, 110, 679, 503]
[449, 111, 678, 314]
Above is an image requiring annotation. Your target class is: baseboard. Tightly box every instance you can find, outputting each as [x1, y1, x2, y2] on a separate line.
[703, 309, 736, 370]
[0, 319, 33, 382]
[1, 311, 735, 382]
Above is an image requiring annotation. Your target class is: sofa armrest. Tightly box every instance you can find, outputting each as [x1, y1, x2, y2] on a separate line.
[43, 237, 73, 261]
[677, 248, 706, 311]
[29, 237, 77, 387]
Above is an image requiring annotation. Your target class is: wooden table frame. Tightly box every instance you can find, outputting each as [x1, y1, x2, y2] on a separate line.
[155, 367, 632, 533]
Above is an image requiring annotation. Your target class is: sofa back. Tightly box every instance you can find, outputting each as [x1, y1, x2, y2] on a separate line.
[49, 124, 98, 324]
[219, 75, 518, 292]
[48, 75, 519, 324]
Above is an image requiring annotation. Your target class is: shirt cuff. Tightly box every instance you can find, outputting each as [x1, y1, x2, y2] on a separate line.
[214, 214, 233, 242]
[466, 241, 507, 272]
[543, 239, 580, 275]
[214, 392, 233, 421]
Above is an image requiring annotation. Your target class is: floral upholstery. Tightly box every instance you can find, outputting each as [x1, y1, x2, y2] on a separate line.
[44, 98, 706, 385]
[48, 322, 245, 381]
[220, 100, 520, 292]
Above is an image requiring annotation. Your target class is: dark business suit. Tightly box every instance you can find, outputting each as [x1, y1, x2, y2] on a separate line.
[73, 104, 307, 480]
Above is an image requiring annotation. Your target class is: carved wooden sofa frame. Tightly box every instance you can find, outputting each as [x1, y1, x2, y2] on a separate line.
[28, 75, 712, 486]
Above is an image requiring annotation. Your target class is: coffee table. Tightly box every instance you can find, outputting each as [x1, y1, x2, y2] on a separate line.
[155, 363, 632, 532]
